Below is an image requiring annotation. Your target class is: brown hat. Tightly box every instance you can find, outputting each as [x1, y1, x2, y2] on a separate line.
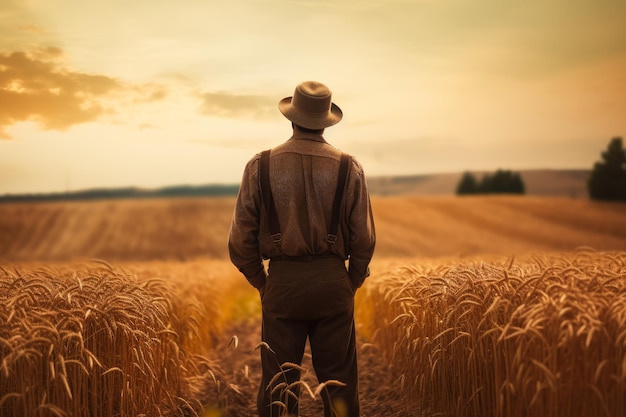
[279, 81, 343, 129]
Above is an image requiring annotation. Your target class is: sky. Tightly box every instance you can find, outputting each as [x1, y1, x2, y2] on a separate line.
[1, 0, 625, 194]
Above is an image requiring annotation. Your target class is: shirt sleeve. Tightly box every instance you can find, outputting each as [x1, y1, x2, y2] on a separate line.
[228, 155, 267, 290]
[346, 158, 376, 289]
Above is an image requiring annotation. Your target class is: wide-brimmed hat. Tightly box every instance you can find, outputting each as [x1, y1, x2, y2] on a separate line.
[279, 81, 343, 129]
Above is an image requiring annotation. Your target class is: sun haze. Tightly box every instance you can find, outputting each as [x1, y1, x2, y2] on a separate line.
[1, 0, 625, 194]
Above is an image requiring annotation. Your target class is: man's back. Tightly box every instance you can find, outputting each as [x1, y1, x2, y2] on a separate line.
[260, 135, 351, 258]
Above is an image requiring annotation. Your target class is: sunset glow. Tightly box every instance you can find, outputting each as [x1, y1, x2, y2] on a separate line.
[1, 0, 625, 194]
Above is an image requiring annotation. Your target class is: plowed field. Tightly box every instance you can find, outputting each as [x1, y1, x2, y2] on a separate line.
[2, 196, 625, 262]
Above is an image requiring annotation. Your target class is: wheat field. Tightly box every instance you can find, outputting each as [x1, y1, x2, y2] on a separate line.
[363, 251, 626, 417]
[1, 196, 626, 416]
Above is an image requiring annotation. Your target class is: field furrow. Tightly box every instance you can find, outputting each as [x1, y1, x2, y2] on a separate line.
[2, 196, 625, 261]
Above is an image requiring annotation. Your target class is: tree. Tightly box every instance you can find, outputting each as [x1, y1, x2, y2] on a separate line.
[488, 170, 525, 194]
[458, 169, 525, 195]
[588, 137, 626, 201]
[456, 172, 479, 195]
[510, 172, 525, 194]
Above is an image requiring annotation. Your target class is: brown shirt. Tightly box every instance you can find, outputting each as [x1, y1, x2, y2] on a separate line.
[228, 132, 376, 290]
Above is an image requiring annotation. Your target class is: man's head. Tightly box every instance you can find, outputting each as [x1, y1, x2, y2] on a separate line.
[279, 81, 343, 130]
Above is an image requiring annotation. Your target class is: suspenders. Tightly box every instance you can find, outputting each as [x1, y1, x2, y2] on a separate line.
[259, 150, 282, 249]
[259, 150, 350, 253]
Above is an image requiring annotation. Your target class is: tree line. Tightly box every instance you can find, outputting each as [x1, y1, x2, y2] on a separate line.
[456, 170, 525, 195]
[455, 136, 625, 201]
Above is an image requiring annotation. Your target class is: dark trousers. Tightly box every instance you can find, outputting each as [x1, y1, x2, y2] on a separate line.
[258, 256, 359, 417]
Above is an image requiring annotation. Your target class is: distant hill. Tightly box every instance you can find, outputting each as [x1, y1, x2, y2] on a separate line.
[367, 169, 590, 198]
[0, 169, 591, 202]
[0, 184, 239, 203]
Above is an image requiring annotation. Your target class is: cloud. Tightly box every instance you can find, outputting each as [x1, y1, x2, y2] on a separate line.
[198, 91, 276, 120]
[17, 24, 48, 35]
[0, 47, 168, 139]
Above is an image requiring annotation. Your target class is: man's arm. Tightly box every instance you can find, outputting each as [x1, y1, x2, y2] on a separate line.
[347, 160, 376, 289]
[228, 156, 267, 290]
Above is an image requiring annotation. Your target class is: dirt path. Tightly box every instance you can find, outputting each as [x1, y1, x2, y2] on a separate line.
[212, 318, 411, 416]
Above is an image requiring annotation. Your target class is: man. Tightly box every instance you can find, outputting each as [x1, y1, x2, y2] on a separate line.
[228, 81, 376, 417]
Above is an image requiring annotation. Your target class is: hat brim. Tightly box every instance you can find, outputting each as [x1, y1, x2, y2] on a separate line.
[278, 97, 343, 130]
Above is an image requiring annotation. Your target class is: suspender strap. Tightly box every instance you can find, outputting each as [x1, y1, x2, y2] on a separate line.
[259, 150, 351, 251]
[328, 152, 350, 248]
[259, 150, 282, 249]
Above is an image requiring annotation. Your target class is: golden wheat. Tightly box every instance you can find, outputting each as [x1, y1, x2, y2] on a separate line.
[4, 252, 626, 416]
[0, 262, 230, 417]
[2, 193, 626, 416]
[359, 250, 626, 417]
